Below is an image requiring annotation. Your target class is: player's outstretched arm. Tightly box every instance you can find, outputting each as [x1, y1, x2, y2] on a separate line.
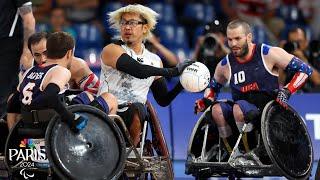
[194, 59, 228, 113]
[101, 44, 193, 79]
[150, 61, 183, 107]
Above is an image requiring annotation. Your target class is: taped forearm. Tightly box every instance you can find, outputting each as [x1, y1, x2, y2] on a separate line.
[78, 73, 100, 95]
[151, 77, 183, 107]
[116, 53, 178, 78]
[285, 57, 313, 94]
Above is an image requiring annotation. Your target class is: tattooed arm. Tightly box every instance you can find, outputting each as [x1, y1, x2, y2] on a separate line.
[19, 2, 35, 71]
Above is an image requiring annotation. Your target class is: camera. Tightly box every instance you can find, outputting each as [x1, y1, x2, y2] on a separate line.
[283, 41, 300, 53]
[201, 34, 218, 57]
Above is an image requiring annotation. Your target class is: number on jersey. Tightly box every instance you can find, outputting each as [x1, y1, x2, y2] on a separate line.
[234, 71, 246, 84]
[22, 82, 36, 105]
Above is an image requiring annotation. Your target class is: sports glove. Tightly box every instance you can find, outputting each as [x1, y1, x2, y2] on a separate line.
[194, 98, 213, 114]
[276, 88, 291, 109]
[176, 60, 195, 74]
[70, 113, 88, 133]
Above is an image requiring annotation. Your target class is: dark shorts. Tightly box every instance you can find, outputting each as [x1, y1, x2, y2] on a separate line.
[218, 100, 260, 123]
[117, 102, 148, 128]
[70, 92, 110, 114]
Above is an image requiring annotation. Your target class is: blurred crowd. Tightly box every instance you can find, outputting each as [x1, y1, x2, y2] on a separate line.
[31, 0, 320, 92]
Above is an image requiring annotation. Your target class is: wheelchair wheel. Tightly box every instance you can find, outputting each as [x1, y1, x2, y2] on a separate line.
[45, 105, 126, 180]
[261, 101, 313, 180]
[147, 101, 174, 180]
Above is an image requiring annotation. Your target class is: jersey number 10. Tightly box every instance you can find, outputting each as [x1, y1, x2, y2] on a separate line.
[234, 71, 246, 85]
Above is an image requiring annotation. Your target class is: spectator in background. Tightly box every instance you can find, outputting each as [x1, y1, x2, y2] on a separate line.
[49, 7, 77, 38]
[220, 0, 281, 45]
[56, 0, 107, 45]
[298, 0, 320, 39]
[56, 0, 99, 23]
[280, 27, 320, 91]
[0, 0, 35, 119]
[31, 0, 54, 23]
[193, 20, 230, 76]
[145, 32, 179, 67]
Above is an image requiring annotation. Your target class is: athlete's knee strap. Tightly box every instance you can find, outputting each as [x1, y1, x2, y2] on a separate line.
[89, 96, 110, 114]
[70, 92, 92, 105]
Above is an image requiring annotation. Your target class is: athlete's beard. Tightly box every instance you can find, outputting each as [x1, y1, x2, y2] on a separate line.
[236, 41, 249, 58]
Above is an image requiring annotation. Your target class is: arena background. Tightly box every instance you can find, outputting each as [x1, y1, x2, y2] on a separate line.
[10, 0, 320, 179]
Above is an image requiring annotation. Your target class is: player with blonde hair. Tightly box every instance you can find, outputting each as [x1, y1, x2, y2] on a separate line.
[99, 4, 194, 146]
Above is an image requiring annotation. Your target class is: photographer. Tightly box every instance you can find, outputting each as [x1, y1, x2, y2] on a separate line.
[281, 27, 320, 91]
[193, 21, 230, 76]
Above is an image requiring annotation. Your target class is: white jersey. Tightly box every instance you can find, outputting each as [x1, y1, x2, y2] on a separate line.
[98, 44, 161, 106]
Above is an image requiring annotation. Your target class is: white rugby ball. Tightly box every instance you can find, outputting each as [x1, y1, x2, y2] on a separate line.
[179, 62, 210, 92]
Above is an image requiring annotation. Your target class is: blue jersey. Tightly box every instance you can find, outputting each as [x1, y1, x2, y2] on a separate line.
[226, 44, 279, 106]
[19, 64, 57, 108]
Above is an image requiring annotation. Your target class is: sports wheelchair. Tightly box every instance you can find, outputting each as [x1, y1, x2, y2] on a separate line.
[3, 101, 173, 179]
[185, 100, 313, 180]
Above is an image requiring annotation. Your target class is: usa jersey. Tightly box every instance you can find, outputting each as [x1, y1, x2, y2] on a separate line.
[226, 44, 278, 103]
[19, 64, 58, 108]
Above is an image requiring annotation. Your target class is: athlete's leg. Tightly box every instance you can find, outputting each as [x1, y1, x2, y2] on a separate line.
[7, 113, 21, 130]
[130, 111, 142, 147]
[233, 100, 260, 152]
[118, 103, 147, 147]
[6, 91, 21, 129]
[211, 102, 236, 154]
[71, 91, 118, 115]
[70, 91, 94, 105]
[97, 92, 118, 114]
